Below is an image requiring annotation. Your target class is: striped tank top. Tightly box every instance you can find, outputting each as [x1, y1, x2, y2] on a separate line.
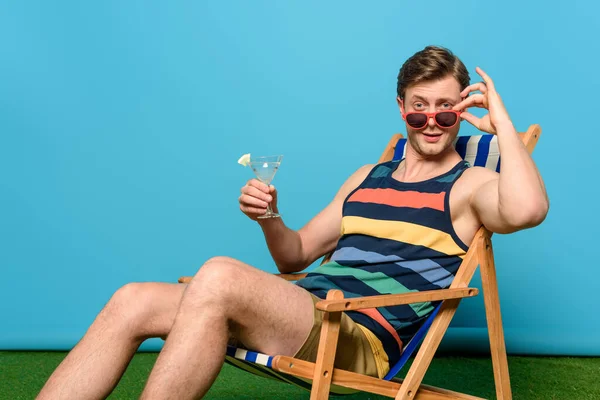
[296, 159, 470, 366]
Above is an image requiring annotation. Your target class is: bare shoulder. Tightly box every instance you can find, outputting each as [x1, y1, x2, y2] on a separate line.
[354, 163, 376, 177]
[334, 163, 375, 200]
[348, 163, 375, 183]
[456, 165, 499, 195]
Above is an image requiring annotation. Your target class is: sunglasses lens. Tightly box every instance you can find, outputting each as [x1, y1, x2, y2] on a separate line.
[406, 113, 428, 128]
[435, 112, 458, 127]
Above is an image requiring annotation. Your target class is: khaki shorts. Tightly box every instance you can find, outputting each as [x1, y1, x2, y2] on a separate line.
[293, 293, 390, 379]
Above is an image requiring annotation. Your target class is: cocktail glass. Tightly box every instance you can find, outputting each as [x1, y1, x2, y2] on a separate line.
[249, 155, 283, 219]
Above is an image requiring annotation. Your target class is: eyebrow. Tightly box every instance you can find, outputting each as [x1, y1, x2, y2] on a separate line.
[410, 95, 457, 104]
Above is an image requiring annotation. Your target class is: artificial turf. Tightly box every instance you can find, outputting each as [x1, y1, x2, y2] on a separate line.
[1, 352, 599, 399]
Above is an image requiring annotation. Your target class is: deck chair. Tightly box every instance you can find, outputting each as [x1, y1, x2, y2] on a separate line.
[178, 124, 542, 400]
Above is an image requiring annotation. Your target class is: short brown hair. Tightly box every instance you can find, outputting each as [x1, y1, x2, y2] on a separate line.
[396, 46, 470, 99]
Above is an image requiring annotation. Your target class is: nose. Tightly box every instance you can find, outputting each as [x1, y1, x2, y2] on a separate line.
[428, 115, 436, 128]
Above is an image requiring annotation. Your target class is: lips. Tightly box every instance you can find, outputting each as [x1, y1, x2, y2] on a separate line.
[422, 132, 443, 143]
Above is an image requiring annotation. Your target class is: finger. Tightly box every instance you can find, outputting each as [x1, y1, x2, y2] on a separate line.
[269, 185, 278, 202]
[240, 205, 267, 215]
[475, 67, 496, 92]
[241, 185, 273, 203]
[453, 94, 486, 111]
[239, 194, 269, 208]
[459, 112, 481, 129]
[460, 82, 487, 97]
[247, 179, 270, 193]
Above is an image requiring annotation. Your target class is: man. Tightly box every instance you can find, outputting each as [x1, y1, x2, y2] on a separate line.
[38, 46, 548, 399]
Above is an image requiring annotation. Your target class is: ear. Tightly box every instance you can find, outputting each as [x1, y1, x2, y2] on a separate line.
[397, 97, 406, 120]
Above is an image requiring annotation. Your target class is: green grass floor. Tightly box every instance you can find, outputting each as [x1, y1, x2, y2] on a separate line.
[1, 352, 599, 399]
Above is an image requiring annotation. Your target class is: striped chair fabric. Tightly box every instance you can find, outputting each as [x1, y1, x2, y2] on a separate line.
[223, 134, 500, 394]
[224, 303, 441, 394]
[393, 134, 501, 171]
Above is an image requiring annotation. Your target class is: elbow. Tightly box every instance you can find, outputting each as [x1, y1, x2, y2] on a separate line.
[504, 198, 549, 230]
[532, 198, 550, 226]
[275, 254, 310, 274]
[275, 260, 306, 275]
[522, 204, 549, 228]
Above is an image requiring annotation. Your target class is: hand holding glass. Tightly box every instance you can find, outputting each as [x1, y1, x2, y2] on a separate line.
[249, 155, 283, 219]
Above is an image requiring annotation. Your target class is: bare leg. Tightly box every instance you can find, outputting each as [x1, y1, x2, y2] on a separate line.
[140, 256, 315, 400]
[37, 282, 186, 400]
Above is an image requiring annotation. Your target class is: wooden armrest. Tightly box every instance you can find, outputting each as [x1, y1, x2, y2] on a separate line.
[315, 287, 478, 312]
[178, 272, 308, 284]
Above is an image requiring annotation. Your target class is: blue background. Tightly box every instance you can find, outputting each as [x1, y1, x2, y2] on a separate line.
[1, 1, 598, 354]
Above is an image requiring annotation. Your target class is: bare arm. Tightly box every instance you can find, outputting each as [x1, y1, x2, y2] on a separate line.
[239, 165, 374, 273]
[454, 67, 549, 233]
[470, 127, 548, 233]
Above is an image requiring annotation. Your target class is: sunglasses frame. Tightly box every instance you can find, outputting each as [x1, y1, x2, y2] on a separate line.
[402, 110, 463, 130]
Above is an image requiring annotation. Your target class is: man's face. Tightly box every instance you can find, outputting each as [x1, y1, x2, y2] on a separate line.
[398, 75, 463, 157]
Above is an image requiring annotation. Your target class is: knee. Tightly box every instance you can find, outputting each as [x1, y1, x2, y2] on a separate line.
[202, 256, 238, 269]
[183, 257, 242, 306]
[101, 283, 156, 328]
[193, 256, 241, 286]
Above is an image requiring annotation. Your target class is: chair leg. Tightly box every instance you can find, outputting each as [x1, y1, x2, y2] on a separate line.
[310, 289, 344, 400]
[394, 298, 461, 400]
[478, 235, 512, 400]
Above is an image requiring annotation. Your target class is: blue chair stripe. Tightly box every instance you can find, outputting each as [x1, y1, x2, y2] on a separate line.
[246, 350, 258, 363]
[393, 139, 407, 161]
[474, 134, 493, 167]
[225, 345, 236, 357]
[496, 157, 501, 173]
[383, 303, 442, 380]
[455, 136, 470, 159]
[226, 345, 274, 367]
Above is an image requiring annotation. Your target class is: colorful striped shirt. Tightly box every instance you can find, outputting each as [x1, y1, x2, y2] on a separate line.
[296, 159, 471, 366]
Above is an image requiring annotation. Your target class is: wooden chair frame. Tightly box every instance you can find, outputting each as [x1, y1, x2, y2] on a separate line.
[179, 124, 542, 399]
